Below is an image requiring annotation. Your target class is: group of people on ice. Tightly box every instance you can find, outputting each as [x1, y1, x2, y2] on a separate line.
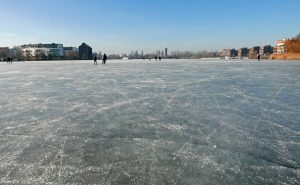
[6, 57, 13, 63]
[94, 53, 107, 65]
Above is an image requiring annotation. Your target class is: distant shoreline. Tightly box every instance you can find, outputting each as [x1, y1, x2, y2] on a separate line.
[1, 58, 300, 63]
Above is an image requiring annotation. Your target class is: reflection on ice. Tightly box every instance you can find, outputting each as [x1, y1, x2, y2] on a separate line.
[0, 60, 299, 184]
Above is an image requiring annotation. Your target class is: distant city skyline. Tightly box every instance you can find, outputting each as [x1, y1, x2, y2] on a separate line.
[0, 0, 299, 53]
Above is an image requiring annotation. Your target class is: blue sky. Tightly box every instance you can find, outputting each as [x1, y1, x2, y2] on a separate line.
[0, 0, 299, 53]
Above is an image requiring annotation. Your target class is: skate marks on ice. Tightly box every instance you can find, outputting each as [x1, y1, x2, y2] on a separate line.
[0, 60, 299, 184]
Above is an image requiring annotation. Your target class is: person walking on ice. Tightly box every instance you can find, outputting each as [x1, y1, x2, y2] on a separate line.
[94, 55, 97, 65]
[102, 53, 107, 64]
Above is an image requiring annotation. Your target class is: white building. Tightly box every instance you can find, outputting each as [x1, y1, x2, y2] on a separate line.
[275, 40, 285, 54]
[21, 43, 63, 60]
[274, 39, 291, 54]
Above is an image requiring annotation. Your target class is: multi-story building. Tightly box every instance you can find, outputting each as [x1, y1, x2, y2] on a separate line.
[64, 47, 79, 60]
[259, 45, 273, 56]
[274, 39, 288, 54]
[223, 49, 238, 58]
[20, 43, 63, 60]
[79, 43, 92, 60]
[248, 46, 260, 58]
[238, 48, 248, 58]
[9, 48, 17, 58]
[0, 47, 9, 61]
[253, 46, 260, 54]
[9, 47, 23, 61]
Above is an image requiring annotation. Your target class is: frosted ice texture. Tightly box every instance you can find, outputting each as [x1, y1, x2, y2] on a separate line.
[0, 60, 299, 184]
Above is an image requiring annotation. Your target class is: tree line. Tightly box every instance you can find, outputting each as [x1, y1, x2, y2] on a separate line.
[286, 33, 300, 53]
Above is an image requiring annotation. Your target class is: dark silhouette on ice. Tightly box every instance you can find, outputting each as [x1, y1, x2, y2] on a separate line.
[102, 53, 107, 64]
[94, 56, 97, 65]
[7, 57, 12, 63]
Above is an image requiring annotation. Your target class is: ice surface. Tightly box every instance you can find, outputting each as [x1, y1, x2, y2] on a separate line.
[0, 59, 300, 184]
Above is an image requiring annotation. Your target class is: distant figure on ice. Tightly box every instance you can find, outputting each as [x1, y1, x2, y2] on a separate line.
[257, 54, 261, 61]
[155, 56, 158, 61]
[7, 57, 12, 63]
[94, 56, 97, 65]
[102, 53, 107, 64]
[159, 56, 161, 61]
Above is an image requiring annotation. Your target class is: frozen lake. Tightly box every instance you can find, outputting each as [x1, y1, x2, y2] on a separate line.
[0, 59, 300, 184]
